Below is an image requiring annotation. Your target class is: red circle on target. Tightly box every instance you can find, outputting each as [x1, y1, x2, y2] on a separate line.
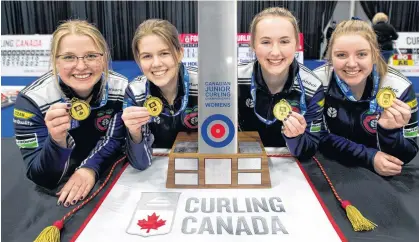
[211, 124, 225, 138]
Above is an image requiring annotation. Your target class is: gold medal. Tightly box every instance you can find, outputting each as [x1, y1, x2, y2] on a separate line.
[273, 99, 292, 121]
[376, 88, 396, 109]
[69, 98, 90, 121]
[144, 96, 163, 116]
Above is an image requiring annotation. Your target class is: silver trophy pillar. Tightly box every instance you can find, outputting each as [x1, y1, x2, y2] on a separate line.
[198, 0, 238, 154]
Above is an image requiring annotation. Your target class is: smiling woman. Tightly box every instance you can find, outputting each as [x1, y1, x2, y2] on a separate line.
[55, 35, 105, 98]
[238, 7, 326, 160]
[122, 19, 200, 171]
[329, 35, 374, 100]
[314, 19, 418, 177]
[13, 20, 128, 207]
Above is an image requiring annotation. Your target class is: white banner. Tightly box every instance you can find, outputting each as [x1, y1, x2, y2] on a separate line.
[1, 35, 52, 77]
[389, 32, 419, 77]
[73, 148, 343, 242]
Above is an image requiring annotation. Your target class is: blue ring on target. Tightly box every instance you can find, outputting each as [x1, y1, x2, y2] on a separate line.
[201, 114, 235, 148]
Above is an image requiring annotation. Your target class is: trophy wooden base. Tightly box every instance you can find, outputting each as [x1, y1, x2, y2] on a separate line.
[166, 131, 271, 189]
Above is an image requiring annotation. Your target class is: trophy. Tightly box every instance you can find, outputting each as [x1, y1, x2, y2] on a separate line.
[166, 1, 271, 189]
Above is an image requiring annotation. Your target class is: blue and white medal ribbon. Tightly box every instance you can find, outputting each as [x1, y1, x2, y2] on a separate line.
[334, 65, 381, 114]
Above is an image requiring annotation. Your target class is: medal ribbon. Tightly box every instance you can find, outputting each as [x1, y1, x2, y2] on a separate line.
[250, 71, 307, 125]
[334, 65, 381, 114]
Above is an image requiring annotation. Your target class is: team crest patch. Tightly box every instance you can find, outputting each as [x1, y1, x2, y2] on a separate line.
[361, 111, 378, 134]
[182, 106, 198, 129]
[95, 109, 114, 131]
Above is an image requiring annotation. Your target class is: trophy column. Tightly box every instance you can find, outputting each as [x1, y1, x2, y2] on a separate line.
[166, 0, 271, 189]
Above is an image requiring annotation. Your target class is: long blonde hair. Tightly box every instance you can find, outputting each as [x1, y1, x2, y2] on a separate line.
[325, 19, 388, 80]
[132, 19, 183, 67]
[51, 20, 110, 95]
[249, 7, 300, 49]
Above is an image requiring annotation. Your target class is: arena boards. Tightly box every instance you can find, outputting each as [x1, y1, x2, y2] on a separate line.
[72, 148, 345, 242]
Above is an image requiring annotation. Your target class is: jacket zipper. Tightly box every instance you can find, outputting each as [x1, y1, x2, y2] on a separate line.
[169, 104, 176, 129]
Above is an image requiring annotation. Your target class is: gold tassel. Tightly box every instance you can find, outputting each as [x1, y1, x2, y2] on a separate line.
[342, 200, 377, 231]
[34, 220, 63, 242]
[32, 157, 127, 241]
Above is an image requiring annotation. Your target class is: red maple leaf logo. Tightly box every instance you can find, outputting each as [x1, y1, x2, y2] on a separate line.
[137, 212, 166, 233]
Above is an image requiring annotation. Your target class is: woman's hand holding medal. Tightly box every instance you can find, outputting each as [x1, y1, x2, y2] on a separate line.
[282, 111, 307, 138]
[122, 107, 151, 143]
[377, 89, 411, 130]
[122, 96, 163, 143]
[273, 99, 307, 138]
[45, 103, 72, 148]
[282, 112, 307, 138]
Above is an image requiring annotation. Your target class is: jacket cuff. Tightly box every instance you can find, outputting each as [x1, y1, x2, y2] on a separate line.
[282, 133, 303, 156]
[366, 148, 379, 171]
[377, 123, 401, 137]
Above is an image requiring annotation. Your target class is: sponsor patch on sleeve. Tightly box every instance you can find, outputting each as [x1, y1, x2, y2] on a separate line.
[14, 109, 35, 120]
[403, 126, 418, 138]
[16, 133, 39, 149]
[309, 121, 322, 133]
[406, 98, 418, 108]
[13, 118, 34, 126]
[317, 98, 325, 107]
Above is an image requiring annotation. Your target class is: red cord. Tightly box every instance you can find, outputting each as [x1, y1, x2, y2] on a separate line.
[267, 153, 293, 157]
[312, 156, 342, 202]
[58, 156, 127, 224]
[152, 153, 170, 157]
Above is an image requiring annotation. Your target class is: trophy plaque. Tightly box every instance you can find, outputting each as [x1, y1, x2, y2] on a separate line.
[166, 1, 271, 189]
[166, 132, 271, 188]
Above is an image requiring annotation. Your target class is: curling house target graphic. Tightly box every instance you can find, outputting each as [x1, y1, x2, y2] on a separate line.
[201, 114, 235, 148]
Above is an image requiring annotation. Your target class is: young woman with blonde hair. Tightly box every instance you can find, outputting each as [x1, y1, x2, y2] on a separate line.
[314, 19, 417, 176]
[14, 20, 128, 206]
[122, 19, 199, 170]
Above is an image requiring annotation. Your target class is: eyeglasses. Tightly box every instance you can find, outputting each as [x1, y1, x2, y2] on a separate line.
[56, 53, 104, 65]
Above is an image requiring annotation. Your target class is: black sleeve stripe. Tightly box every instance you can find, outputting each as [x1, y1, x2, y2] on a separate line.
[22, 72, 54, 94]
